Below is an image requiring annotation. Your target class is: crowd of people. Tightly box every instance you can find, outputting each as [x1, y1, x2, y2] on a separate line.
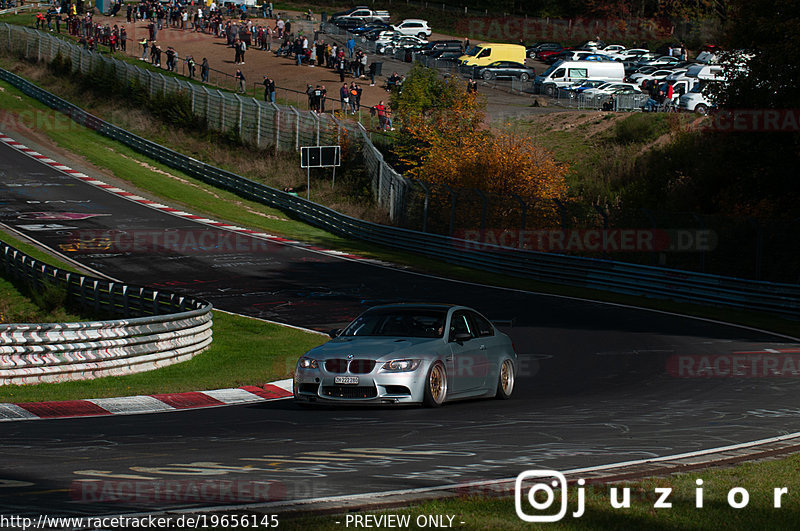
[35, 0, 402, 129]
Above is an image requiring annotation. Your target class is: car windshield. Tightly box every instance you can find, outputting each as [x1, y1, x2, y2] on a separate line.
[464, 45, 480, 56]
[342, 308, 447, 338]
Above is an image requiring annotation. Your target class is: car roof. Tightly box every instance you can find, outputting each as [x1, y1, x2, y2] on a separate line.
[362, 303, 473, 314]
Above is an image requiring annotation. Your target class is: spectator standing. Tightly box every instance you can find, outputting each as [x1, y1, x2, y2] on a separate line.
[186, 55, 196, 78]
[201, 57, 209, 82]
[139, 38, 148, 60]
[359, 52, 368, 79]
[375, 100, 394, 130]
[368, 62, 377, 86]
[263, 75, 275, 102]
[235, 68, 246, 93]
[339, 83, 350, 113]
[120, 27, 126, 51]
[346, 36, 355, 58]
[165, 46, 176, 71]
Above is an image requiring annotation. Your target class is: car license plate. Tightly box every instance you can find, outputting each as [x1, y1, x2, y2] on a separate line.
[334, 376, 359, 385]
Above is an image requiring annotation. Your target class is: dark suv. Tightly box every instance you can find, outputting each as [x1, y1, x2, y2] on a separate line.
[416, 40, 463, 56]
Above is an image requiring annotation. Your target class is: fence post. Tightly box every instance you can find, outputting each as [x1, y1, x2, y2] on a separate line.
[160, 73, 167, 97]
[415, 180, 430, 233]
[511, 193, 527, 232]
[202, 86, 212, 124]
[235, 94, 243, 136]
[255, 98, 262, 147]
[190, 82, 196, 113]
[272, 102, 281, 148]
[290, 106, 300, 151]
[219, 90, 226, 130]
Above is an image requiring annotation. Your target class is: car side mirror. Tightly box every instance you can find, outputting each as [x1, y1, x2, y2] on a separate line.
[328, 328, 342, 338]
[452, 332, 472, 343]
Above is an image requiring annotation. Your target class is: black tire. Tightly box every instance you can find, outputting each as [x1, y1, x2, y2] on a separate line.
[695, 104, 708, 115]
[418, 32, 427, 39]
[544, 84, 555, 97]
[423, 361, 447, 407]
[495, 359, 515, 400]
[519, 72, 530, 82]
[481, 70, 493, 80]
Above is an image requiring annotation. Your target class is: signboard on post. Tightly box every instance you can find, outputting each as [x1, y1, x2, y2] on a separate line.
[300, 146, 342, 199]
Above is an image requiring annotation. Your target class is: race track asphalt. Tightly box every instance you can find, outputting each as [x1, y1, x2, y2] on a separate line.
[1, 138, 799, 518]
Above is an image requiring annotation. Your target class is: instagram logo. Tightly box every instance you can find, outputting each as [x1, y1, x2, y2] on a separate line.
[515, 470, 585, 522]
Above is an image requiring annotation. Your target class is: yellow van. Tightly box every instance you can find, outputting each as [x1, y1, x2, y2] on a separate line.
[459, 43, 526, 67]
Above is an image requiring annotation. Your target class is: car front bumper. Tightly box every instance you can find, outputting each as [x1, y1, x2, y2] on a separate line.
[293, 366, 427, 405]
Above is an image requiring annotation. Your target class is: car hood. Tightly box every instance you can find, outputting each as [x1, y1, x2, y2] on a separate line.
[306, 336, 443, 360]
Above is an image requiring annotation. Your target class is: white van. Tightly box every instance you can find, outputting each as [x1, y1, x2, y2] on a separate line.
[677, 65, 725, 114]
[534, 60, 625, 96]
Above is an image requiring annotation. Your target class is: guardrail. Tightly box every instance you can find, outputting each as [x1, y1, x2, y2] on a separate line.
[0, 241, 213, 386]
[1, 68, 797, 317]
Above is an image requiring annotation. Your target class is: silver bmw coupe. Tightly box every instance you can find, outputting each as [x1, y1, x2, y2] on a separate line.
[293, 304, 517, 407]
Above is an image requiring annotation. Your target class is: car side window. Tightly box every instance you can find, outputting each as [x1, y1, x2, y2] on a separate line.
[468, 312, 495, 337]
[478, 48, 491, 58]
[449, 312, 474, 341]
[552, 68, 565, 78]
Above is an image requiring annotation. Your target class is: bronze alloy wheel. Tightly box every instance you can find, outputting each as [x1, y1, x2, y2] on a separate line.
[496, 359, 515, 399]
[424, 361, 447, 407]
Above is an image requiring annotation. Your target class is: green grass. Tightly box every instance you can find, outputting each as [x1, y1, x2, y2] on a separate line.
[283, 454, 800, 529]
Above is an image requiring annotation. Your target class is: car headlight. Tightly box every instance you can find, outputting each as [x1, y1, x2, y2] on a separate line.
[297, 357, 318, 369]
[381, 359, 421, 372]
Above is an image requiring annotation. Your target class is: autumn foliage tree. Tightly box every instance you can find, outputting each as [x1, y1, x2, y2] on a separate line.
[391, 65, 568, 215]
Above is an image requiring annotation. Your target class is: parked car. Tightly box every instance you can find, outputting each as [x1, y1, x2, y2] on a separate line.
[460, 43, 527, 67]
[416, 40, 463, 56]
[555, 50, 615, 62]
[561, 78, 608, 96]
[540, 47, 573, 64]
[430, 49, 464, 62]
[329, 6, 390, 24]
[379, 35, 428, 55]
[639, 55, 682, 67]
[391, 18, 432, 38]
[576, 40, 606, 51]
[474, 61, 536, 81]
[581, 82, 642, 96]
[526, 42, 561, 58]
[362, 29, 397, 42]
[534, 60, 625, 96]
[629, 68, 683, 85]
[293, 304, 517, 407]
[608, 48, 650, 61]
[332, 18, 364, 31]
[600, 44, 626, 53]
[350, 21, 391, 35]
